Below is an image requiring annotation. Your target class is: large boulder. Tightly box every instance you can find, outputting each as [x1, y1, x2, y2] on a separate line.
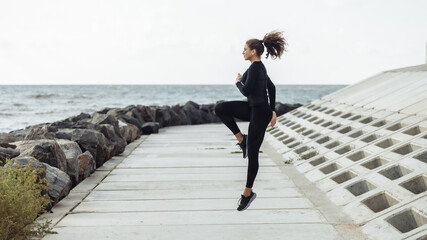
[49, 113, 92, 131]
[56, 139, 83, 186]
[24, 125, 56, 140]
[95, 124, 126, 155]
[126, 106, 146, 126]
[211, 102, 223, 123]
[275, 102, 302, 116]
[0, 147, 20, 164]
[105, 108, 123, 116]
[77, 151, 95, 181]
[115, 114, 143, 130]
[118, 120, 141, 143]
[68, 112, 91, 122]
[8, 129, 28, 141]
[90, 113, 119, 128]
[49, 119, 74, 130]
[54, 128, 115, 168]
[8, 156, 71, 205]
[136, 105, 155, 122]
[142, 122, 159, 134]
[90, 113, 127, 154]
[12, 139, 68, 172]
[154, 106, 173, 127]
[0, 132, 16, 147]
[183, 101, 201, 124]
[200, 104, 215, 123]
[171, 104, 188, 125]
[96, 107, 113, 115]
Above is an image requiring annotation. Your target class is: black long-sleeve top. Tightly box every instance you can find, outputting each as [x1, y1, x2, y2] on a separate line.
[236, 61, 276, 111]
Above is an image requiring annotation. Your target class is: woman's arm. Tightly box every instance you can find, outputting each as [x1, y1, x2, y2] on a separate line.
[236, 64, 260, 96]
[267, 76, 276, 111]
[267, 77, 277, 127]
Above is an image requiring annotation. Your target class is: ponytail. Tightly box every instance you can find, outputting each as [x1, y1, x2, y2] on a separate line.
[246, 31, 287, 59]
[262, 31, 287, 59]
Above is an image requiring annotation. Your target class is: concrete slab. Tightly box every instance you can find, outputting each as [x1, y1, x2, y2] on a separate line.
[95, 179, 296, 190]
[102, 171, 288, 181]
[117, 157, 276, 168]
[84, 188, 303, 200]
[56, 209, 326, 227]
[43, 224, 343, 240]
[109, 166, 282, 174]
[73, 197, 315, 212]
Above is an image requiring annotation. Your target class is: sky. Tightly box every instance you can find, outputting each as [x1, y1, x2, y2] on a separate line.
[0, 0, 426, 85]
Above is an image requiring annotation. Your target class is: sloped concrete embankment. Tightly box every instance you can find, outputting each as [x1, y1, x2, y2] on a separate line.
[266, 65, 427, 239]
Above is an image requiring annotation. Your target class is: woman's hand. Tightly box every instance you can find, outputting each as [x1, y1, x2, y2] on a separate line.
[236, 73, 242, 83]
[270, 111, 277, 127]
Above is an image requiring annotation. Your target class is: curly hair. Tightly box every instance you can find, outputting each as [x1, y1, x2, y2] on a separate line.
[246, 31, 287, 59]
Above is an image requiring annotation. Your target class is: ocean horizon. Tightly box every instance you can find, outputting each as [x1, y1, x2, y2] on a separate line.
[0, 84, 347, 133]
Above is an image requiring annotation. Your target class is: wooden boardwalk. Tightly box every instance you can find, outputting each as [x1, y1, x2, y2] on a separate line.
[41, 123, 366, 240]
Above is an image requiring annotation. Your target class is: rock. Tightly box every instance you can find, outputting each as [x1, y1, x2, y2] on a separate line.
[24, 125, 56, 140]
[49, 113, 92, 131]
[167, 107, 181, 126]
[121, 105, 137, 113]
[124, 109, 145, 128]
[130, 108, 146, 125]
[55, 128, 114, 168]
[0, 147, 20, 164]
[8, 129, 28, 141]
[148, 106, 158, 122]
[200, 104, 214, 123]
[154, 106, 173, 127]
[25, 122, 50, 129]
[212, 102, 223, 123]
[71, 121, 97, 130]
[95, 124, 126, 155]
[90, 113, 119, 127]
[54, 128, 73, 140]
[105, 108, 124, 118]
[119, 120, 141, 143]
[122, 105, 146, 127]
[142, 122, 159, 134]
[49, 119, 74, 130]
[56, 139, 83, 186]
[12, 139, 68, 172]
[0, 132, 16, 145]
[171, 104, 188, 125]
[136, 105, 155, 122]
[68, 112, 91, 122]
[77, 151, 95, 181]
[96, 107, 113, 114]
[275, 102, 302, 116]
[0, 143, 16, 149]
[8, 156, 71, 205]
[183, 101, 201, 124]
[90, 113, 127, 154]
[115, 114, 143, 130]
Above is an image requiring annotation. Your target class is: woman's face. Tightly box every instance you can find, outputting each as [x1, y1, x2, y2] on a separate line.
[242, 44, 255, 61]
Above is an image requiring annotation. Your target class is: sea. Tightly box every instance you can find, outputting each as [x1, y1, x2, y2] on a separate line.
[0, 84, 347, 133]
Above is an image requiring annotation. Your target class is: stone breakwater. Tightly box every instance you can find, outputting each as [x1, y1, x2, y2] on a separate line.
[0, 100, 301, 208]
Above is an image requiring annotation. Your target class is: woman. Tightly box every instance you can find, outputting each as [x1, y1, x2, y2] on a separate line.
[214, 31, 287, 211]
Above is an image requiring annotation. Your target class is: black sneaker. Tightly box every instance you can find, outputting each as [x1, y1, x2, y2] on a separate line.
[237, 191, 256, 211]
[236, 134, 248, 158]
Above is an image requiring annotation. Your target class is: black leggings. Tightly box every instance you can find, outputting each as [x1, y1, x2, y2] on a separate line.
[214, 101, 272, 188]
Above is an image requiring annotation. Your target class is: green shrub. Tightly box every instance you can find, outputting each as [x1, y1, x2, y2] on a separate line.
[0, 158, 54, 239]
